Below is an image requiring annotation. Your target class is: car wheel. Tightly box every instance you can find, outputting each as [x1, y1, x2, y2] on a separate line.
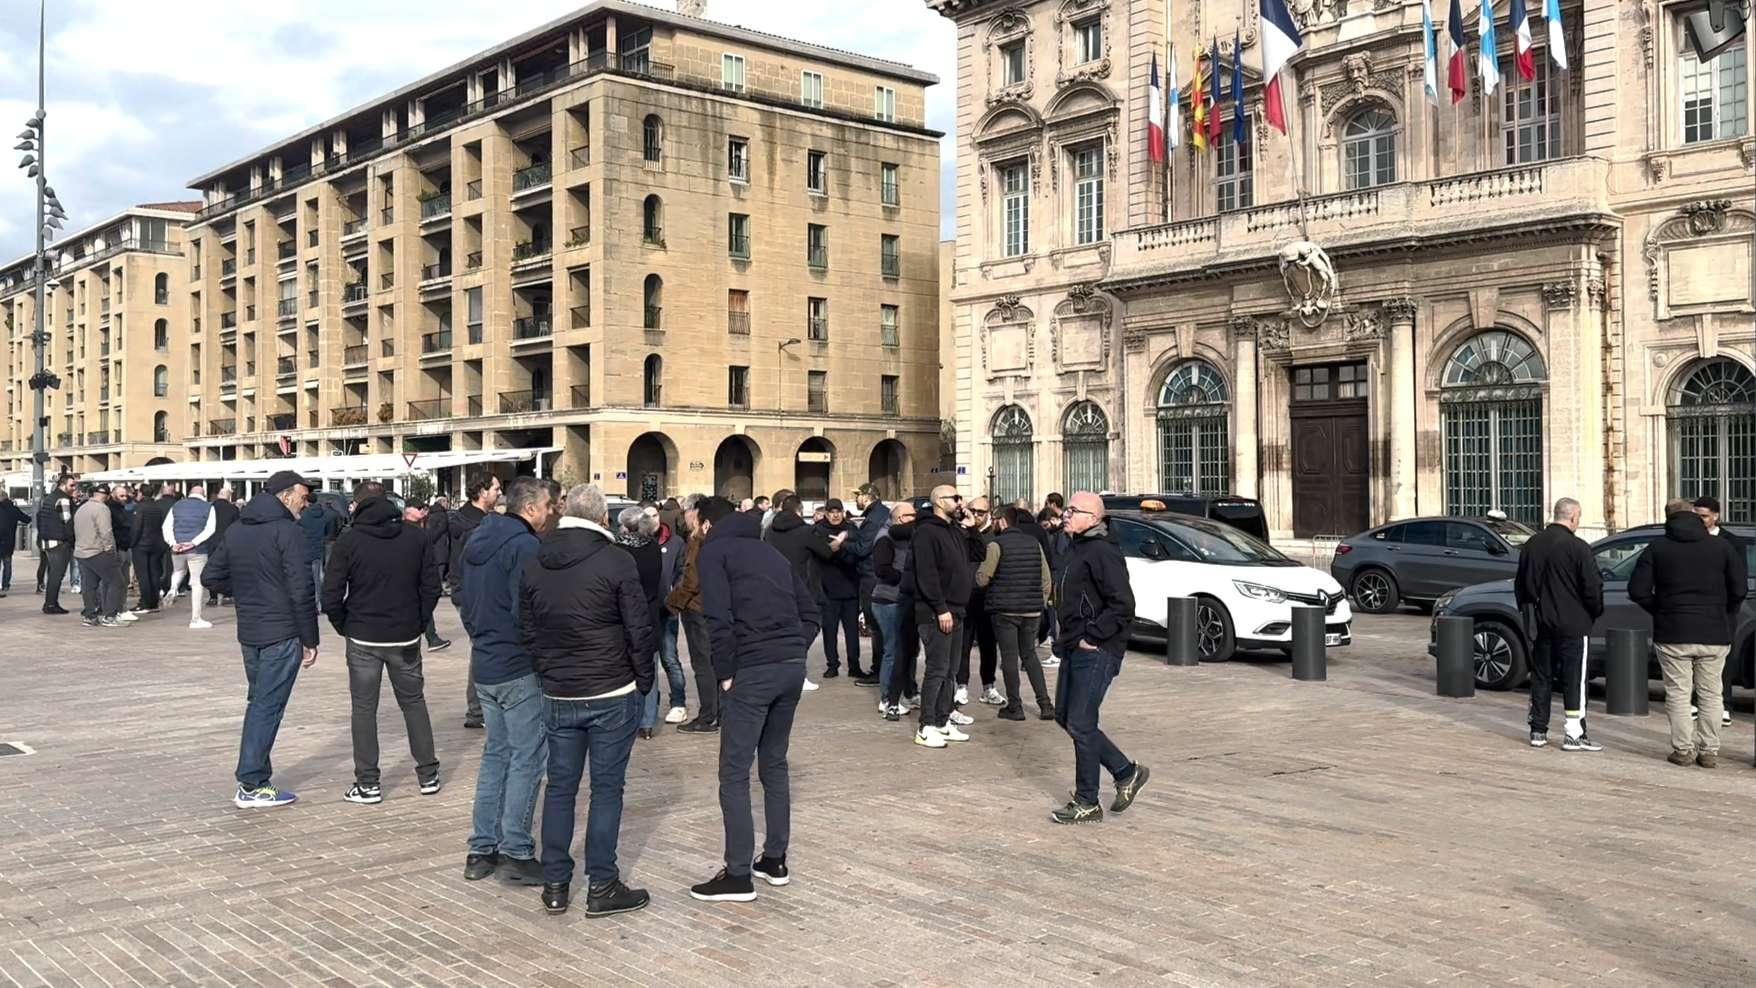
[1350, 568, 1401, 614]
[1194, 596, 1236, 663]
[1472, 619, 1528, 691]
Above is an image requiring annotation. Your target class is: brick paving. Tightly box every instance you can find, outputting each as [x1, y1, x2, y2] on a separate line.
[1, 584, 1752, 987]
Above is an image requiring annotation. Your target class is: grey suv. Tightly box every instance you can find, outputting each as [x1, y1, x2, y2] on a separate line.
[1331, 516, 1536, 614]
[1426, 524, 1756, 691]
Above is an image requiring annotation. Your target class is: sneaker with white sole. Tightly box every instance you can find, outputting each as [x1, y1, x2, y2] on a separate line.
[1561, 733, 1603, 752]
[420, 774, 442, 795]
[979, 686, 1005, 706]
[189, 618, 214, 630]
[801, 679, 820, 693]
[117, 611, 139, 623]
[234, 783, 297, 809]
[877, 698, 891, 715]
[896, 695, 916, 713]
[664, 706, 688, 724]
[947, 709, 974, 726]
[954, 686, 970, 706]
[914, 725, 947, 748]
[939, 723, 970, 742]
[1041, 656, 1062, 669]
[343, 783, 383, 805]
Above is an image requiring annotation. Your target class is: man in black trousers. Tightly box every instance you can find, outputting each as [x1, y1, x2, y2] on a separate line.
[35, 473, 77, 614]
[910, 485, 974, 749]
[1513, 497, 1604, 752]
[131, 481, 176, 612]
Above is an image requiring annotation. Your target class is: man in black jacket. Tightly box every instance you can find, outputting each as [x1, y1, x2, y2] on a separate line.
[1690, 496, 1746, 727]
[690, 497, 821, 903]
[322, 491, 443, 805]
[767, 495, 836, 685]
[131, 482, 176, 612]
[1512, 497, 1604, 752]
[979, 506, 1055, 722]
[205, 487, 240, 608]
[1631, 500, 1749, 768]
[813, 498, 862, 678]
[0, 490, 29, 597]
[450, 472, 502, 727]
[871, 501, 919, 719]
[35, 473, 77, 614]
[911, 485, 975, 748]
[1050, 492, 1148, 824]
[520, 483, 654, 918]
[203, 470, 320, 810]
[956, 496, 1000, 706]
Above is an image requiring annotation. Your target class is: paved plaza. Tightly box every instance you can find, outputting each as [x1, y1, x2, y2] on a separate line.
[0, 581, 1752, 987]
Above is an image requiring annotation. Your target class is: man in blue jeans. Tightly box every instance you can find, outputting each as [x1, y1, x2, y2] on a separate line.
[203, 470, 320, 809]
[1049, 492, 1149, 825]
[456, 476, 556, 885]
[518, 484, 656, 917]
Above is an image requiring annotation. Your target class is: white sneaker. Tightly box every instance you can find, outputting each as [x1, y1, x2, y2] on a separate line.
[1041, 656, 1062, 669]
[801, 679, 820, 693]
[939, 723, 970, 742]
[1723, 710, 1733, 727]
[190, 618, 214, 630]
[914, 726, 947, 748]
[877, 699, 890, 714]
[664, 706, 687, 724]
[897, 695, 916, 713]
[947, 709, 974, 726]
[954, 686, 970, 706]
[116, 611, 140, 623]
[980, 686, 1005, 706]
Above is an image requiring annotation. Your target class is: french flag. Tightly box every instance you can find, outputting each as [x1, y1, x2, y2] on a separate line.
[1509, 0, 1535, 80]
[1447, 0, 1468, 104]
[1260, 0, 1303, 133]
[1148, 53, 1165, 163]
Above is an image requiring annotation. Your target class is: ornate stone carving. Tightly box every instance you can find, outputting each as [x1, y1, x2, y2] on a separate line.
[983, 8, 1035, 109]
[1053, 0, 1112, 88]
[1542, 281, 1579, 310]
[1343, 308, 1384, 343]
[1067, 283, 1098, 305]
[1279, 241, 1339, 329]
[1381, 296, 1418, 324]
[1642, 203, 1756, 308]
[1586, 277, 1607, 311]
[1122, 328, 1147, 353]
[1257, 317, 1291, 354]
[985, 86, 1035, 109]
[1682, 199, 1733, 236]
[994, 293, 1025, 319]
[1646, 155, 1670, 184]
[1106, 118, 1119, 179]
[1739, 138, 1755, 172]
[1051, 286, 1111, 369]
[1228, 315, 1257, 341]
[1637, 0, 1656, 68]
[1028, 142, 1042, 187]
[1318, 54, 1407, 138]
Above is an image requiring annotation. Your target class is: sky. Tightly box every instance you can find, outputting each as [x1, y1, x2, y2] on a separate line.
[0, 0, 958, 262]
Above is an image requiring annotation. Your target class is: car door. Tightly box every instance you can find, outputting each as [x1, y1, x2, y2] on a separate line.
[1441, 522, 1519, 591]
[1587, 535, 1659, 656]
[1111, 518, 1197, 630]
[1395, 520, 1451, 597]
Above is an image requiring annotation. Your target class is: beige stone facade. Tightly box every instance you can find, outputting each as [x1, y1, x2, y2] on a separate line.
[932, 0, 1756, 539]
[1, 205, 199, 483]
[180, 0, 941, 502]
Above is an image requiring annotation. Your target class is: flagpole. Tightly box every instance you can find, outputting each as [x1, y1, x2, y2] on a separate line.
[1277, 63, 1310, 241]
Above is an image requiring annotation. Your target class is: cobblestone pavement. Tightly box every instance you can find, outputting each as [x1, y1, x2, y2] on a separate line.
[1, 583, 1752, 987]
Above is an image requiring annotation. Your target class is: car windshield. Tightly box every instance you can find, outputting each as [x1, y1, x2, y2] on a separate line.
[1484, 517, 1535, 546]
[1150, 516, 1293, 566]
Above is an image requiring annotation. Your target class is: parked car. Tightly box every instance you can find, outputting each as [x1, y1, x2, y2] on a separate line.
[1331, 515, 1536, 614]
[1109, 509, 1351, 662]
[1426, 523, 1756, 691]
[1102, 493, 1269, 541]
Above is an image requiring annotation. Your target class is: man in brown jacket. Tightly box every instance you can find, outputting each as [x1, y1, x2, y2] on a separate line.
[667, 494, 718, 733]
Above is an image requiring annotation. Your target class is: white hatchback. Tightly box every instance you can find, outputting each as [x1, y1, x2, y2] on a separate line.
[1107, 512, 1353, 661]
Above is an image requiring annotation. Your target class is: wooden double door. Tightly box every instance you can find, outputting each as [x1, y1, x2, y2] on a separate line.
[1289, 363, 1370, 538]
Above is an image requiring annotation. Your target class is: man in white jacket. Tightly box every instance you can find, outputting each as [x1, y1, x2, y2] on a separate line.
[163, 485, 218, 628]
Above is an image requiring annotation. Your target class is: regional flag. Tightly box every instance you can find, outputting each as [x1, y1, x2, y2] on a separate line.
[1509, 0, 1535, 80]
[1260, 0, 1303, 132]
[1207, 37, 1223, 141]
[1544, 0, 1568, 70]
[1191, 55, 1208, 152]
[1167, 44, 1183, 150]
[1446, 0, 1468, 103]
[1420, 0, 1440, 103]
[1231, 30, 1246, 145]
[1478, 0, 1501, 94]
[1149, 53, 1166, 163]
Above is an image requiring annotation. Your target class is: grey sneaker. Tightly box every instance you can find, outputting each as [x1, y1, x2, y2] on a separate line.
[1561, 733, 1602, 752]
[1528, 731, 1548, 748]
[1109, 763, 1150, 814]
[1049, 799, 1103, 825]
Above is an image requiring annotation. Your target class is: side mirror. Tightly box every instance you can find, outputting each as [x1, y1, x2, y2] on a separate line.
[1600, 567, 1616, 581]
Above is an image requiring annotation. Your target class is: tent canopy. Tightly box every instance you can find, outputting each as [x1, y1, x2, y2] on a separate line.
[81, 448, 559, 485]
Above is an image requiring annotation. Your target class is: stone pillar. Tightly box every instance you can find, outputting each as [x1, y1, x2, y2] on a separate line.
[1229, 317, 1260, 498]
[1384, 296, 1419, 518]
[1543, 276, 1607, 537]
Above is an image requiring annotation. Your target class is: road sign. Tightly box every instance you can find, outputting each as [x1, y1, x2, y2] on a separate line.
[402, 453, 418, 468]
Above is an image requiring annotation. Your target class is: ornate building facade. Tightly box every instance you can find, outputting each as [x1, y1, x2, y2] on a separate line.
[930, 0, 1755, 540]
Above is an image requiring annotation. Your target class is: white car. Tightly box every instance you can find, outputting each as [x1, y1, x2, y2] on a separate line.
[1107, 511, 1353, 661]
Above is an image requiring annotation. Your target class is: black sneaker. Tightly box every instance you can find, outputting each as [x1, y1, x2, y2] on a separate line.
[464, 853, 499, 881]
[1049, 799, 1103, 825]
[500, 856, 545, 886]
[1038, 704, 1057, 721]
[586, 878, 650, 917]
[690, 868, 757, 902]
[822, 667, 840, 679]
[43, 605, 69, 615]
[853, 675, 880, 687]
[1528, 731, 1548, 748]
[429, 638, 452, 652]
[996, 707, 1026, 721]
[677, 717, 719, 734]
[343, 783, 383, 804]
[463, 716, 484, 729]
[419, 774, 442, 795]
[1561, 733, 1603, 752]
[752, 855, 789, 887]
[1109, 763, 1150, 814]
[542, 882, 570, 914]
[80, 616, 99, 628]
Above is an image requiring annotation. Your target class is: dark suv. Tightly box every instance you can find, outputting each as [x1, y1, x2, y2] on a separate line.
[1426, 524, 1756, 690]
[1331, 516, 1535, 614]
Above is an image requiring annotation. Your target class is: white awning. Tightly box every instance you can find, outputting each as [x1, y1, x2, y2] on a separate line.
[81, 447, 560, 484]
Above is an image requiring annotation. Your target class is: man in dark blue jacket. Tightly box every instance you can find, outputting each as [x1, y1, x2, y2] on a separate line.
[457, 477, 555, 886]
[298, 498, 341, 609]
[690, 497, 821, 904]
[850, 484, 892, 686]
[203, 470, 319, 810]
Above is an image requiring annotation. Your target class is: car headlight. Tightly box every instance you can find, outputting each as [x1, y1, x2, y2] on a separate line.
[1232, 580, 1287, 603]
[1434, 592, 1456, 615]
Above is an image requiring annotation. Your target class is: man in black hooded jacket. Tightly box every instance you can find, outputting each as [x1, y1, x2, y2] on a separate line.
[1513, 497, 1603, 751]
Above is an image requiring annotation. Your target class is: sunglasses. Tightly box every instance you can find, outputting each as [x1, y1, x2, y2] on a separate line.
[1065, 506, 1095, 518]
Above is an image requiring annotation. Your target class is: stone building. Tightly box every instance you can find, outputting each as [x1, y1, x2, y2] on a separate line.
[930, 0, 1755, 540]
[179, 0, 941, 501]
[0, 204, 200, 480]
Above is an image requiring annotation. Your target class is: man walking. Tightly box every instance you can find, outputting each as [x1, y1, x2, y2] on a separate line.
[204, 470, 320, 809]
[1631, 499, 1748, 768]
[322, 487, 443, 805]
[911, 485, 974, 749]
[668, 495, 723, 732]
[0, 490, 31, 597]
[813, 498, 861, 679]
[521, 484, 655, 917]
[1050, 492, 1148, 823]
[163, 484, 218, 628]
[689, 497, 820, 902]
[35, 473, 76, 615]
[450, 472, 502, 728]
[73, 485, 126, 628]
[458, 477, 554, 886]
[871, 500, 919, 720]
[850, 484, 892, 687]
[131, 482, 176, 612]
[1512, 497, 1604, 752]
[979, 506, 1056, 722]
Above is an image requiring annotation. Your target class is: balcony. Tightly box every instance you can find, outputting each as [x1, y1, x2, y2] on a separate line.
[277, 298, 298, 319]
[342, 218, 368, 238]
[569, 146, 590, 169]
[99, 297, 111, 313]
[86, 431, 110, 445]
[512, 161, 552, 194]
[277, 241, 297, 261]
[513, 317, 551, 341]
[344, 343, 368, 365]
[377, 402, 396, 424]
[420, 261, 451, 282]
[419, 193, 452, 222]
[421, 330, 453, 354]
[467, 322, 483, 344]
[643, 306, 662, 330]
[466, 179, 483, 201]
[564, 225, 590, 249]
[277, 355, 296, 378]
[466, 250, 483, 270]
[571, 305, 591, 329]
[728, 311, 750, 336]
[511, 240, 551, 264]
[220, 311, 237, 329]
[208, 418, 237, 436]
[331, 405, 367, 427]
[220, 258, 237, 278]
[407, 398, 447, 421]
[343, 283, 369, 305]
[257, 413, 292, 432]
[499, 389, 547, 414]
[54, 432, 71, 447]
[570, 383, 590, 407]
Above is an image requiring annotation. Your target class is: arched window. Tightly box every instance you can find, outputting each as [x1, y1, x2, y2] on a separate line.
[1669, 359, 1756, 524]
[152, 365, 169, 397]
[642, 195, 664, 245]
[644, 354, 663, 407]
[991, 404, 1034, 505]
[643, 114, 663, 162]
[1156, 360, 1229, 493]
[1342, 106, 1397, 190]
[1440, 329, 1546, 525]
[1062, 401, 1109, 494]
[153, 411, 169, 443]
[643, 274, 662, 329]
[153, 318, 169, 351]
[154, 272, 169, 305]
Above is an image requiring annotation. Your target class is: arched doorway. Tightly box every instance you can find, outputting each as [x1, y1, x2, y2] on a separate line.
[1668, 358, 1756, 524]
[626, 432, 675, 501]
[1156, 360, 1229, 493]
[867, 439, 907, 500]
[795, 437, 834, 501]
[1062, 401, 1109, 494]
[714, 435, 760, 501]
[1440, 329, 1546, 526]
[991, 405, 1033, 505]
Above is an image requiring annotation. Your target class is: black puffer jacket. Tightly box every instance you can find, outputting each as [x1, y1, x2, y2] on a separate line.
[0, 498, 28, 554]
[519, 520, 656, 697]
[699, 511, 822, 680]
[616, 531, 665, 638]
[813, 519, 861, 600]
[766, 511, 834, 598]
[34, 490, 74, 544]
[320, 496, 441, 643]
[203, 492, 320, 648]
[986, 527, 1048, 616]
[1629, 512, 1748, 645]
[1054, 523, 1135, 658]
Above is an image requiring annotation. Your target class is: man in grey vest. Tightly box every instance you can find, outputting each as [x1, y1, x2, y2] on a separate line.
[164, 484, 219, 629]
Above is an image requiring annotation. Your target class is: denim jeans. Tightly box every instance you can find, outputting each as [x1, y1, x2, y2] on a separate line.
[873, 600, 906, 705]
[541, 691, 641, 885]
[658, 612, 687, 709]
[819, 596, 861, 673]
[1054, 648, 1135, 806]
[345, 640, 439, 786]
[470, 673, 546, 859]
[235, 638, 304, 788]
[718, 660, 806, 875]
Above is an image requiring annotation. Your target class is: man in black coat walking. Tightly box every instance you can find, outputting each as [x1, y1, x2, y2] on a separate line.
[812, 499, 861, 678]
[35, 473, 77, 614]
[1513, 497, 1604, 752]
[1690, 496, 1747, 727]
[131, 482, 176, 612]
[0, 490, 32, 596]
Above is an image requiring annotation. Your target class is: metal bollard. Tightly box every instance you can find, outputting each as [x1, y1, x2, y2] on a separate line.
[1165, 596, 1200, 666]
[1603, 627, 1651, 716]
[1434, 616, 1476, 698]
[1290, 605, 1327, 681]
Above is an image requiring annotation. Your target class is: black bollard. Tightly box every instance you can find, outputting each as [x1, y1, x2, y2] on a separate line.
[1165, 597, 1200, 666]
[1290, 605, 1327, 681]
[1603, 628, 1650, 716]
[1434, 616, 1476, 698]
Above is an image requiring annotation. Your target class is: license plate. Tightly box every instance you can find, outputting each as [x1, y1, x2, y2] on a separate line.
[1324, 633, 1343, 646]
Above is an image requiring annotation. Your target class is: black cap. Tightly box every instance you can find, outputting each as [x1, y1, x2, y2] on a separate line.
[90, 483, 111, 495]
[264, 470, 315, 495]
[824, 498, 844, 511]
[1693, 495, 1721, 512]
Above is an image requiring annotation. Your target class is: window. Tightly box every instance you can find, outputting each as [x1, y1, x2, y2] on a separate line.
[1156, 361, 1229, 494]
[728, 365, 749, 408]
[1446, 522, 1499, 555]
[643, 274, 663, 330]
[881, 162, 900, 206]
[643, 354, 662, 407]
[807, 224, 829, 269]
[728, 213, 751, 258]
[991, 404, 1034, 505]
[153, 365, 168, 397]
[807, 150, 827, 194]
[801, 70, 824, 109]
[1501, 56, 1562, 163]
[881, 374, 899, 415]
[1441, 330, 1547, 526]
[880, 304, 899, 347]
[1342, 107, 1397, 189]
[467, 286, 483, 339]
[1401, 521, 1447, 546]
[808, 370, 828, 413]
[1063, 400, 1109, 494]
[728, 289, 750, 335]
[154, 273, 169, 305]
[1681, 43, 1748, 144]
[1073, 145, 1105, 244]
[728, 137, 749, 182]
[153, 410, 169, 443]
[1216, 131, 1253, 212]
[1001, 162, 1029, 257]
[1074, 18, 1103, 65]
[875, 86, 897, 122]
[881, 235, 901, 278]
[807, 297, 829, 340]
[153, 318, 169, 351]
[1594, 538, 1656, 583]
[1001, 41, 1027, 87]
[1293, 362, 1368, 401]
[1668, 359, 1756, 524]
[722, 53, 746, 93]
[642, 114, 663, 162]
[643, 195, 664, 245]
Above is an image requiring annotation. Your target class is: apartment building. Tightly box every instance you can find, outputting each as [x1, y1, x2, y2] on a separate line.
[932, 0, 1754, 538]
[0, 204, 199, 479]
[180, 0, 941, 502]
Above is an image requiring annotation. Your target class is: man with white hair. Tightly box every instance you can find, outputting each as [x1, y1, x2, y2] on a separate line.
[1513, 497, 1604, 752]
[164, 484, 218, 628]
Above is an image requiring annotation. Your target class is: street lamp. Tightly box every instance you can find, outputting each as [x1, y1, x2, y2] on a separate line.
[17, 1, 66, 496]
[776, 337, 801, 411]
